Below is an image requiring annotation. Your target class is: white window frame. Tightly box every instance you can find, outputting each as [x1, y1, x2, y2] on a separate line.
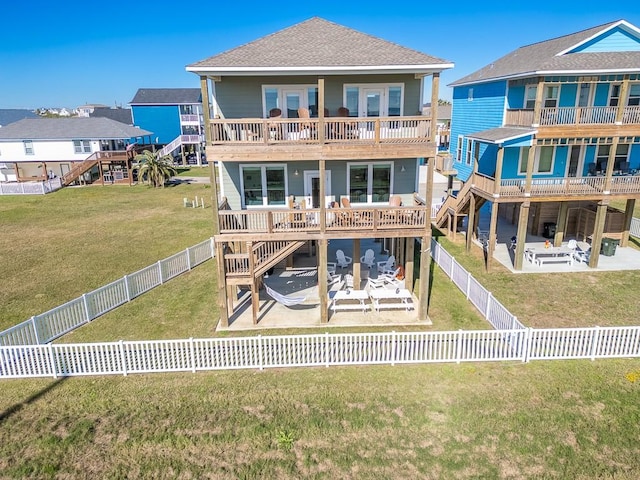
[609, 83, 621, 107]
[524, 85, 537, 109]
[468, 88, 473, 102]
[239, 163, 289, 208]
[518, 147, 531, 175]
[456, 135, 463, 164]
[465, 139, 472, 166]
[342, 83, 405, 117]
[627, 83, 640, 107]
[261, 85, 318, 118]
[23, 140, 34, 155]
[73, 140, 92, 154]
[543, 85, 559, 108]
[534, 146, 555, 174]
[346, 161, 394, 205]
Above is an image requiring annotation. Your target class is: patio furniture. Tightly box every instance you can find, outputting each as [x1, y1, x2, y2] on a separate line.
[327, 269, 342, 287]
[327, 262, 337, 275]
[524, 246, 574, 266]
[344, 273, 354, 289]
[368, 288, 414, 312]
[330, 289, 370, 312]
[336, 250, 353, 269]
[360, 249, 376, 268]
[377, 255, 396, 275]
[573, 246, 591, 264]
[588, 163, 597, 176]
[264, 284, 308, 307]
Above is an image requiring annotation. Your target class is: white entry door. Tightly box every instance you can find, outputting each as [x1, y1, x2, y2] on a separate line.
[361, 88, 384, 117]
[304, 170, 331, 208]
[282, 89, 306, 118]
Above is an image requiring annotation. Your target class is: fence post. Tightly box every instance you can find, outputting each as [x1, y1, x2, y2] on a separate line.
[119, 340, 128, 376]
[186, 248, 192, 271]
[449, 258, 455, 280]
[157, 261, 164, 285]
[524, 328, 534, 363]
[31, 316, 41, 345]
[456, 330, 462, 364]
[82, 294, 91, 322]
[123, 275, 131, 302]
[189, 337, 196, 373]
[210, 237, 215, 258]
[590, 326, 601, 361]
[466, 273, 471, 299]
[258, 335, 263, 371]
[325, 332, 330, 368]
[48, 343, 58, 379]
[41, 182, 46, 194]
[391, 331, 397, 366]
[485, 292, 493, 320]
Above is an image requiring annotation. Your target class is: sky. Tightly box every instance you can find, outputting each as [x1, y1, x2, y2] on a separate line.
[1, 0, 639, 110]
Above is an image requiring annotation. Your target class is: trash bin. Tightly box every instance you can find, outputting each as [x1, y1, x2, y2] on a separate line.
[543, 222, 556, 239]
[600, 237, 619, 256]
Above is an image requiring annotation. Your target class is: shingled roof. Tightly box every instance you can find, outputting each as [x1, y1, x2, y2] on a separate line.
[186, 17, 453, 75]
[451, 20, 640, 86]
[130, 88, 202, 105]
[0, 118, 152, 141]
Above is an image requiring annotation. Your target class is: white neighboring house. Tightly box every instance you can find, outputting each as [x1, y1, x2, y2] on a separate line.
[0, 117, 152, 183]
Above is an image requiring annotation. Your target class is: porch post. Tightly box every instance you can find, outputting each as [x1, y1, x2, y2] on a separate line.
[251, 280, 259, 325]
[524, 144, 536, 194]
[319, 158, 326, 231]
[430, 73, 440, 143]
[353, 239, 361, 290]
[98, 161, 104, 186]
[603, 138, 618, 193]
[621, 198, 635, 247]
[588, 200, 609, 268]
[201, 75, 220, 233]
[215, 241, 229, 328]
[417, 155, 434, 321]
[554, 202, 569, 247]
[405, 237, 415, 293]
[514, 201, 530, 270]
[318, 77, 325, 143]
[318, 239, 328, 323]
[466, 194, 476, 252]
[532, 77, 545, 126]
[493, 145, 504, 196]
[615, 76, 631, 124]
[486, 202, 498, 272]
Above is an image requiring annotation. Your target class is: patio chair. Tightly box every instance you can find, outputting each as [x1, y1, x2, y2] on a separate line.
[327, 269, 342, 287]
[377, 255, 396, 275]
[360, 249, 376, 269]
[268, 108, 283, 140]
[619, 161, 630, 175]
[573, 245, 591, 264]
[366, 267, 402, 290]
[327, 262, 337, 275]
[588, 163, 597, 176]
[344, 273, 354, 289]
[336, 249, 353, 269]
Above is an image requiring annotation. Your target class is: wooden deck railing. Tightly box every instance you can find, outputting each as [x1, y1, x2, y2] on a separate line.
[209, 116, 431, 146]
[505, 106, 640, 127]
[219, 206, 428, 234]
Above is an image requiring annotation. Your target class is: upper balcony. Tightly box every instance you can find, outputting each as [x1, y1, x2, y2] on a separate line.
[505, 106, 640, 137]
[206, 116, 435, 161]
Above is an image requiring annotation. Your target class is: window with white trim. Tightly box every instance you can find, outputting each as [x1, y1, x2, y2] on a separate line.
[627, 84, 640, 107]
[342, 84, 404, 117]
[73, 140, 92, 154]
[23, 140, 34, 155]
[465, 139, 472, 165]
[596, 144, 629, 172]
[347, 161, 393, 204]
[518, 147, 530, 175]
[609, 84, 621, 107]
[456, 136, 463, 164]
[524, 85, 537, 109]
[262, 85, 318, 118]
[543, 86, 559, 108]
[535, 146, 554, 173]
[240, 164, 287, 207]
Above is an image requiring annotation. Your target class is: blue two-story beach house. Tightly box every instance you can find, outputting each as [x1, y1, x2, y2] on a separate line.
[439, 19, 640, 270]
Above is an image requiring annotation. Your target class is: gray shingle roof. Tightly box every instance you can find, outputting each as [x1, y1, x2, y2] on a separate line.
[90, 107, 133, 125]
[130, 88, 202, 105]
[0, 109, 38, 127]
[187, 17, 453, 74]
[451, 20, 640, 86]
[467, 127, 537, 144]
[0, 118, 152, 141]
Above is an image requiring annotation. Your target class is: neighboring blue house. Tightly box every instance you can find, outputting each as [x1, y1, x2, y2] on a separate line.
[437, 19, 640, 270]
[129, 88, 205, 165]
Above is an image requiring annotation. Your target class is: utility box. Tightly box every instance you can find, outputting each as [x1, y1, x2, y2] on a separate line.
[600, 237, 619, 256]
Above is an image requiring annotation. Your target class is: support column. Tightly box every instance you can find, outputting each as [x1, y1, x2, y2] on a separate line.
[319, 159, 326, 230]
[588, 201, 609, 268]
[486, 202, 498, 272]
[318, 239, 328, 323]
[554, 202, 568, 247]
[405, 237, 415, 293]
[353, 239, 361, 290]
[603, 138, 618, 193]
[318, 77, 325, 143]
[466, 194, 476, 251]
[251, 281, 259, 325]
[621, 199, 636, 247]
[514, 201, 530, 271]
[494, 146, 504, 196]
[215, 241, 229, 328]
[201, 76, 220, 235]
[98, 161, 104, 186]
[417, 154, 434, 321]
[430, 73, 440, 144]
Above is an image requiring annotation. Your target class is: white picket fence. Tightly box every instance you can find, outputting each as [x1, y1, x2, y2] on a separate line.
[631, 217, 640, 239]
[0, 239, 214, 347]
[0, 178, 63, 195]
[1, 326, 639, 378]
[430, 238, 526, 330]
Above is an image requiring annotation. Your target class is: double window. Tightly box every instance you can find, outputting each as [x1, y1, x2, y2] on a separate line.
[596, 144, 629, 172]
[343, 84, 403, 117]
[240, 165, 287, 207]
[518, 146, 554, 174]
[263, 85, 318, 118]
[627, 84, 640, 107]
[465, 139, 472, 165]
[23, 140, 34, 155]
[73, 140, 92, 154]
[347, 162, 392, 204]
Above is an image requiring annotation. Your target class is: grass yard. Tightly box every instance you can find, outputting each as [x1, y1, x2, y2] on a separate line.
[1, 360, 639, 478]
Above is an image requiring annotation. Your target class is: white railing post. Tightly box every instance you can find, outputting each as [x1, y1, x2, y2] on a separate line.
[189, 337, 196, 373]
[258, 335, 263, 371]
[590, 326, 601, 361]
[466, 273, 471, 299]
[524, 328, 534, 363]
[31, 316, 41, 344]
[456, 330, 462, 364]
[82, 294, 91, 322]
[186, 248, 192, 270]
[485, 292, 493, 320]
[391, 331, 397, 366]
[210, 237, 215, 258]
[48, 343, 58, 379]
[41, 182, 45, 194]
[325, 332, 330, 367]
[158, 261, 164, 284]
[449, 258, 455, 280]
[124, 275, 131, 302]
[119, 340, 128, 376]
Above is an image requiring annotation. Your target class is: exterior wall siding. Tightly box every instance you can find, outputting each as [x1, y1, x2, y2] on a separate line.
[450, 80, 507, 181]
[0, 140, 101, 162]
[131, 105, 181, 144]
[572, 27, 640, 53]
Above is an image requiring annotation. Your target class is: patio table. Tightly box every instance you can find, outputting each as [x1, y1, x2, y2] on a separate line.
[368, 288, 414, 312]
[525, 247, 574, 266]
[331, 289, 370, 312]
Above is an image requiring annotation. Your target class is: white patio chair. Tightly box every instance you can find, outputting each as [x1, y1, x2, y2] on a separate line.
[327, 269, 341, 287]
[360, 249, 376, 269]
[377, 255, 396, 275]
[327, 262, 337, 275]
[573, 245, 591, 264]
[336, 249, 353, 269]
[366, 268, 402, 290]
[343, 273, 354, 289]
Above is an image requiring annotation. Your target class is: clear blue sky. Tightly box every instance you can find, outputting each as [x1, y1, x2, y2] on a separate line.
[1, 0, 639, 109]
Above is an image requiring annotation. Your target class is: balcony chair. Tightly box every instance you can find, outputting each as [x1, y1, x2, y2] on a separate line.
[377, 255, 396, 275]
[336, 249, 353, 269]
[588, 163, 597, 176]
[335, 107, 359, 139]
[619, 161, 630, 175]
[389, 195, 402, 207]
[360, 249, 376, 269]
[297, 107, 313, 139]
[268, 108, 283, 140]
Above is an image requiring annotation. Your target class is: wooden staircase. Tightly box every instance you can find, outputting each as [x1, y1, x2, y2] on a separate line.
[61, 154, 100, 186]
[224, 240, 307, 283]
[434, 175, 475, 227]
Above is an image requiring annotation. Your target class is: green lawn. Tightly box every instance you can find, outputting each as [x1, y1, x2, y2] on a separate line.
[2, 187, 640, 478]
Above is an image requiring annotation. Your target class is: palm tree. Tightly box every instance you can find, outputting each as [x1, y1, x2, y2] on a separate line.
[134, 150, 177, 188]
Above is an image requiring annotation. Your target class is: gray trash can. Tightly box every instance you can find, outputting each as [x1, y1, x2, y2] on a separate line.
[600, 237, 619, 256]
